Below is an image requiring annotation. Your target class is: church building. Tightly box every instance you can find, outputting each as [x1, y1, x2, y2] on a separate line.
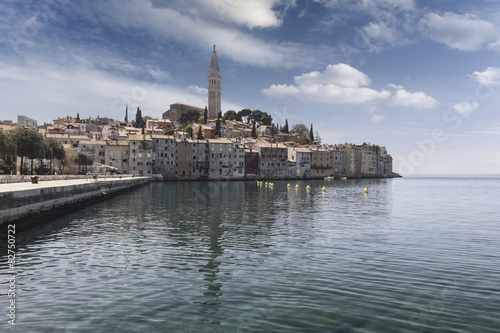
[163, 45, 222, 122]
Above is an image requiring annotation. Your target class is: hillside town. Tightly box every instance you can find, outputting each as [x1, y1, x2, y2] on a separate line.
[0, 46, 397, 180]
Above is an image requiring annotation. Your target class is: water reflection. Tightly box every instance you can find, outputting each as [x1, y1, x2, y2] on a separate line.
[1, 177, 498, 332]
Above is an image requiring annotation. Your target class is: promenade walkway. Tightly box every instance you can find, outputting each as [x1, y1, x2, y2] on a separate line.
[0, 176, 147, 194]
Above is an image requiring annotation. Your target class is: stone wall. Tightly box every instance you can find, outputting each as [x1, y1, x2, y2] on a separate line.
[0, 177, 150, 227]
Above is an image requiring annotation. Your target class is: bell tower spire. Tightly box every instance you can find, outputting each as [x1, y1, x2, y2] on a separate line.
[208, 45, 221, 119]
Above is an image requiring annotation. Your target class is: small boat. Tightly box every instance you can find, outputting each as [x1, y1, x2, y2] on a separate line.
[340, 177, 347, 180]
[324, 176, 335, 180]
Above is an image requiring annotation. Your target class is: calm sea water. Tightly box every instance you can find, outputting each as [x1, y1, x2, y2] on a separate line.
[1, 176, 500, 332]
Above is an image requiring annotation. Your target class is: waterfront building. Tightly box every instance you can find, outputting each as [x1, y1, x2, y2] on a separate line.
[129, 135, 153, 176]
[337, 144, 356, 176]
[152, 135, 176, 178]
[253, 140, 289, 178]
[208, 138, 238, 179]
[174, 137, 193, 178]
[353, 143, 377, 175]
[311, 146, 331, 177]
[104, 141, 130, 174]
[244, 149, 259, 177]
[288, 147, 312, 178]
[207, 45, 221, 119]
[192, 139, 210, 179]
[331, 149, 343, 175]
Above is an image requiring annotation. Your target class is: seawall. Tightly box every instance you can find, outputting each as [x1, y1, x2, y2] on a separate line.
[0, 176, 151, 228]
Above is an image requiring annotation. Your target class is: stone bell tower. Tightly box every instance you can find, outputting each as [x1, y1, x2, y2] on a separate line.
[207, 45, 221, 119]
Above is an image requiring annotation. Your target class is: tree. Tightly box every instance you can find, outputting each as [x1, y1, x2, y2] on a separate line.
[45, 137, 65, 174]
[309, 124, 314, 143]
[203, 106, 208, 124]
[125, 105, 128, 122]
[291, 123, 309, 144]
[134, 107, 144, 128]
[314, 130, 322, 144]
[184, 125, 193, 137]
[222, 110, 237, 122]
[215, 114, 221, 137]
[75, 152, 93, 174]
[13, 128, 44, 175]
[251, 122, 257, 138]
[60, 147, 77, 174]
[179, 109, 200, 127]
[247, 110, 272, 126]
[0, 131, 15, 173]
[238, 109, 252, 123]
[282, 119, 289, 133]
[197, 126, 204, 140]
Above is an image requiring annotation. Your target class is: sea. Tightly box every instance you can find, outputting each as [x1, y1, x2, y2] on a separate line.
[1, 175, 499, 332]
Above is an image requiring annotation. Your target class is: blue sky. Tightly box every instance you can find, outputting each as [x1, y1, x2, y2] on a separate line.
[1, 0, 500, 174]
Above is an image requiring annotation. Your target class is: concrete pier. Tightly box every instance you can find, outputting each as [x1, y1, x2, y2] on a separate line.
[0, 176, 151, 227]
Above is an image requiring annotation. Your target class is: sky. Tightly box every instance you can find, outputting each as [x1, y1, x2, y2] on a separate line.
[1, 0, 500, 174]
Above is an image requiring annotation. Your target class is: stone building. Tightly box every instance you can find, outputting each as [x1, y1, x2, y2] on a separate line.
[207, 45, 221, 119]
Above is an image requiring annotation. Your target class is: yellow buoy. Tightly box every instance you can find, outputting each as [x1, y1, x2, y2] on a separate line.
[295, 184, 299, 189]
[364, 187, 369, 194]
[322, 186, 327, 192]
[265, 182, 268, 186]
[287, 183, 291, 188]
[306, 185, 311, 191]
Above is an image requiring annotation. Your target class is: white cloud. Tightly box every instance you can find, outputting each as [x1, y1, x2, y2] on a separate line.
[487, 40, 500, 54]
[388, 83, 405, 90]
[315, 0, 414, 11]
[86, 0, 309, 68]
[452, 101, 479, 117]
[390, 89, 438, 109]
[208, 0, 296, 28]
[420, 12, 496, 51]
[262, 63, 390, 104]
[295, 64, 371, 87]
[0, 61, 240, 123]
[363, 21, 398, 44]
[186, 85, 208, 95]
[470, 67, 500, 86]
[371, 114, 385, 122]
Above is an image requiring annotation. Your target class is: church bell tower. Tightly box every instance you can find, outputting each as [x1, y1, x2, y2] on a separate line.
[208, 45, 221, 119]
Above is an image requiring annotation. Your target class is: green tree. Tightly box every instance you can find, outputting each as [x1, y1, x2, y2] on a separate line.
[179, 109, 200, 126]
[251, 122, 257, 138]
[203, 106, 208, 124]
[134, 107, 144, 128]
[215, 114, 221, 137]
[282, 119, 289, 133]
[238, 109, 252, 123]
[309, 124, 314, 143]
[60, 147, 77, 174]
[197, 126, 204, 140]
[0, 131, 15, 173]
[125, 105, 128, 122]
[13, 128, 44, 175]
[45, 137, 65, 174]
[223, 110, 237, 122]
[75, 152, 93, 174]
[184, 125, 193, 137]
[248, 110, 273, 126]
